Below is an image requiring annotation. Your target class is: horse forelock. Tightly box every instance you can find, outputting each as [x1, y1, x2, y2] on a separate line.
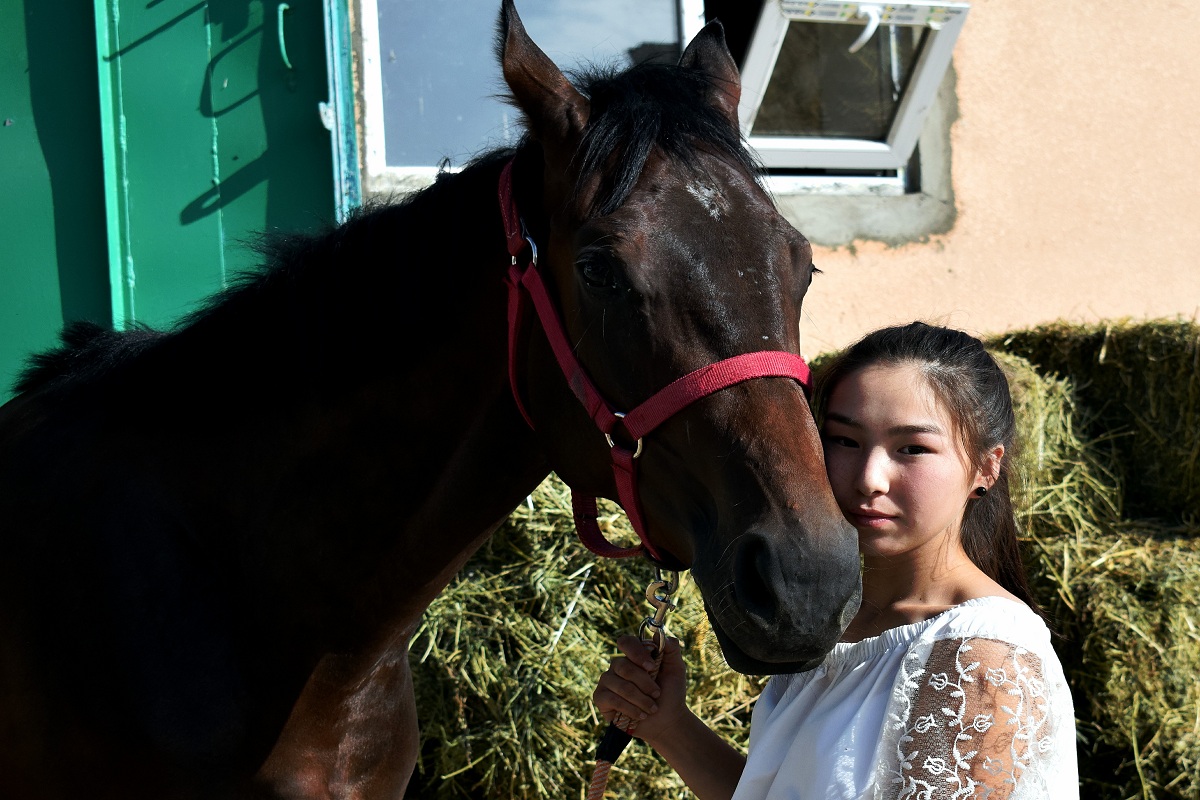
[572, 62, 759, 217]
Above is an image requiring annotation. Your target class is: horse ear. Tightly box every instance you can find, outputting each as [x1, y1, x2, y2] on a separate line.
[497, 0, 588, 146]
[679, 21, 742, 131]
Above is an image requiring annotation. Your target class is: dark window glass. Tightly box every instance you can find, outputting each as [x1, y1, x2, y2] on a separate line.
[753, 23, 926, 140]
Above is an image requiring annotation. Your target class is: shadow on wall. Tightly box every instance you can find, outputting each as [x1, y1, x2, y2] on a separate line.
[23, 0, 111, 327]
[180, 0, 332, 232]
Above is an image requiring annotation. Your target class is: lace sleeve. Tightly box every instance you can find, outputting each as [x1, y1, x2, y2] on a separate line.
[875, 637, 1060, 800]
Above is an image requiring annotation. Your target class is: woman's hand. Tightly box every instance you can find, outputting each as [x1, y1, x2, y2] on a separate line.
[592, 634, 688, 748]
[593, 634, 746, 799]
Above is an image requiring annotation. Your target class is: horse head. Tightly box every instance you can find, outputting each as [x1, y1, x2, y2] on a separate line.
[498, 1, 860, 674]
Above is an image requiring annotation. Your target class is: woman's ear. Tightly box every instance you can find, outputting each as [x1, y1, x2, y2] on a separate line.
[975, 444, 1005, 492]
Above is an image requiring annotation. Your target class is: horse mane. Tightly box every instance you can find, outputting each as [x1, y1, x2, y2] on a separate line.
[570, 61, 760, 216]
[14, 321, 163, 396]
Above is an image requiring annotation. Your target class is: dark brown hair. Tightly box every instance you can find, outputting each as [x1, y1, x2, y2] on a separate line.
[811, 322, 1044, 620]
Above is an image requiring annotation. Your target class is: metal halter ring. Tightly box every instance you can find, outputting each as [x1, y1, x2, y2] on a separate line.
[604, 412, 644, 458]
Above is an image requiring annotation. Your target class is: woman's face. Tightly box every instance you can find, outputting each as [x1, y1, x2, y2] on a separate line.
[821, 362, 986, 562]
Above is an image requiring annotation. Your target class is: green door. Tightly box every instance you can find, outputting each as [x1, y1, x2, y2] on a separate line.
[95, 0, 336, 329]
[1, 2, 111, 399]
[2, 2, 351, 403]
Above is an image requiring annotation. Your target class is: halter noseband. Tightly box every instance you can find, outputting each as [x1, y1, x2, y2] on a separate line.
[499, 158, 812, 567]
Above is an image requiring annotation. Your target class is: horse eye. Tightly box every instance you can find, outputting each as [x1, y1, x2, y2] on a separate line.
[578, 255, 616, 291]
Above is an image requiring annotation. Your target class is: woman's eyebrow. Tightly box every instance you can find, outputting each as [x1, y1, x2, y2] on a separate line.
[888, 423, 944, 436]
[825, 412, 943, 437]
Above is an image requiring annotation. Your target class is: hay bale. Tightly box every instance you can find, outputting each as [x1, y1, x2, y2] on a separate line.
[998, 350, 1123, 536]
[995, 319, 1200, 522]
[1025, 522, 1200, 799]
[998, 344, 1200, 799]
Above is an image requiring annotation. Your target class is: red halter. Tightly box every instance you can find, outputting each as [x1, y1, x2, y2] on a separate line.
[499, 159, 812, 565]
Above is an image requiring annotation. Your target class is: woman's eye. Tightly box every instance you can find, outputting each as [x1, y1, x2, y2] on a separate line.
[899, 444, 930, 455]
[824, 434, 858, 449]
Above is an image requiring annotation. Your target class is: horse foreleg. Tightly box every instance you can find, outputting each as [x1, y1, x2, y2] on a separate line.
[254, 636, 418, 800]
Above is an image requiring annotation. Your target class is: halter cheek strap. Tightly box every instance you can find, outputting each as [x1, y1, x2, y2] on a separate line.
[499, 158, 812, 566]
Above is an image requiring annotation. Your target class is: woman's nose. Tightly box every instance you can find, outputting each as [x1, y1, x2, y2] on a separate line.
[855, 449, 890, 495]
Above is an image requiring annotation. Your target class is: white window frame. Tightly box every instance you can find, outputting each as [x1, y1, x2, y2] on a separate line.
[739, 0, 970, 172]
[358, 0, 707, 195]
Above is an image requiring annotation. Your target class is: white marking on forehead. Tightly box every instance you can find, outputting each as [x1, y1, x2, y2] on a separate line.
[686, 182, 727, 220]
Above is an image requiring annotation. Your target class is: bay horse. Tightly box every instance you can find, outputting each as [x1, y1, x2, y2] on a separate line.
[0, 2, 860, 797]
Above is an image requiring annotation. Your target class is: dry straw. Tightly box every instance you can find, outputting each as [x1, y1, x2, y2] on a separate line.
[406, 320, 1199, 799]
[997, 318, 1200, 522]
[994, 320, 1200, 799]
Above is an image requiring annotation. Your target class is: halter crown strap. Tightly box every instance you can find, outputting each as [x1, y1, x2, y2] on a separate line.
[499, 158, 812, 566]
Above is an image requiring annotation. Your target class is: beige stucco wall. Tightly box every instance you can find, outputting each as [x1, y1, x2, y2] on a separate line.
[794, 0, 1200, 357]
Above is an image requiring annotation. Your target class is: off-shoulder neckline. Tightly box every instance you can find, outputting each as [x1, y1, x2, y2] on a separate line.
[826, 595, 1033, 663]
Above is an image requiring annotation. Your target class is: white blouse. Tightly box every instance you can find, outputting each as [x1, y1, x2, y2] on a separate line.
[732, 597, 1078, 800]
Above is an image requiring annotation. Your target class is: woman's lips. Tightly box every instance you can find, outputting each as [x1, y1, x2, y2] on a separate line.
[845, 509, 896, 528]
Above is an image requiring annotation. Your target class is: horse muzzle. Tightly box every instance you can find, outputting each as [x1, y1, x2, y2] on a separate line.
[693, 522, 862, 675]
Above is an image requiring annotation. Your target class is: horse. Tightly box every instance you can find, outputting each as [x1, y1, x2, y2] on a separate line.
[0, 2, 861, 797]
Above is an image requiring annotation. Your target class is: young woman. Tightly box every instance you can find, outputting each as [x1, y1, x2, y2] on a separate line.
[593, 322, 1079, 799]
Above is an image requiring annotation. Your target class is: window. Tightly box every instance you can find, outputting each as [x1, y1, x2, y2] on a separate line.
[738, 1, 970, 173]
[359, 0, 706, 194]
[355, 0, 968, 225]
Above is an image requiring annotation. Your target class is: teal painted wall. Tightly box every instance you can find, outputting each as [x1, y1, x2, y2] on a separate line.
[1, 1, 111, 399]
[96, 0, 336, 329]
[1, 1, 337, 404]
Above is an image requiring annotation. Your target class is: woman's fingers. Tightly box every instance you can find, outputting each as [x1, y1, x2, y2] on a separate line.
[593, 635, 669, 719]
[593, 679, 658, 722]
[612, 635, 658, 672]
[607, 653, 662, 697]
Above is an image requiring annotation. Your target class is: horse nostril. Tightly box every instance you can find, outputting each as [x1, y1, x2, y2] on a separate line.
[733, 534, 779, 623]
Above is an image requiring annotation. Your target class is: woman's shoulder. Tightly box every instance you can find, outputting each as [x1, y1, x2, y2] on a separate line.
[894, 596, 1073, 698]
[875, 598, 1080, 800]
[919, 595, 1052, 649]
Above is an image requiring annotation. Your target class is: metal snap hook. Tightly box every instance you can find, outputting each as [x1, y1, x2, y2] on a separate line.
[638, 568, 680, 651]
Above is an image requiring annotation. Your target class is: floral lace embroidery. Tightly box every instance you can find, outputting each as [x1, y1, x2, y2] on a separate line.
[878, 637, 1055, 799]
